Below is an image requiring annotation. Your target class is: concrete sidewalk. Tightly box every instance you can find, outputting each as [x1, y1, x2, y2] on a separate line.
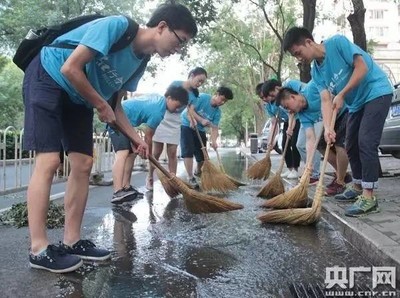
[243, 147, 400, 275]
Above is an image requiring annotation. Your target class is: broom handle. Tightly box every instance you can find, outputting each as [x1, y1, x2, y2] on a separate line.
[193, 124, 211, 160]
[112, 123, 173, 179]
[265, 112, 281, 157]
[277, 134, 291, 175]
[316, 108, 338, 189]
[214, 148, 225, 172]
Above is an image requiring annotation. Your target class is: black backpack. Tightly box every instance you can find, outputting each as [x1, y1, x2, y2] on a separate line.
[13, 14, 144, 72]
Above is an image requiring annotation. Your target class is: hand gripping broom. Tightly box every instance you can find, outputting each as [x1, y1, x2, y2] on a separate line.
[257, 109, 337, 224]
[246, 113, 280, 180]
[261, 123, 325, 209]
[113, 123, 243, 213]
[193, 125, 237, 193]
[256, 133, 291, 198]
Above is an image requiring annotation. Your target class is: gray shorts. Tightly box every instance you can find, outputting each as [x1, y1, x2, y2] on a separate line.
[22, 55, 94, 156]
[109, 130, 133, 153]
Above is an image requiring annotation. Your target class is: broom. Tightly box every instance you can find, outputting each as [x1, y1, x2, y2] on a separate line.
[113, 123, 243, 213]
[261, 125, 325, 209]
[256, 134, 291, 198]
[257, 109, 337, 224]
[193, 126, 237, 193]
[246, 114, 280, 180]
[214, 148, 246, 187]
[156, 168, 195, 198]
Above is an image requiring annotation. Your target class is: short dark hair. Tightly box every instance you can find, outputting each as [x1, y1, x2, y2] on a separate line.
[147, 3, 198, 37]
[255, 82, 264, 95]
[283, 26, 314, 52]
[165, 85, 189, 106]
[261, 79, 282, 97]
[216, 86, 234, 100]
[275, 87, 299, 107]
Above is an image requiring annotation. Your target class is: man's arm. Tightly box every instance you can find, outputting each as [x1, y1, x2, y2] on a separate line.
[320, 89, 336, 144]
[210, 126, 219, 150]
[305, 126, 317, 171]
[113, 91, 149, 157]
[60, 45, 115, 124]
[286, 112, 295, 137]
[267, 117, 279, 149]
[143, 127, 155, 158]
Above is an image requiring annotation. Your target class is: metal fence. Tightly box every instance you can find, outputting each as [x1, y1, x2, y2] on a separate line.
[0, 126, 147, 193]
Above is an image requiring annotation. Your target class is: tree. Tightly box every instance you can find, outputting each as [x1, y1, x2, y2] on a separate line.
[347, 0, 367, 50]
[0, 0, 145, 53]
[0, 57, 24, 128]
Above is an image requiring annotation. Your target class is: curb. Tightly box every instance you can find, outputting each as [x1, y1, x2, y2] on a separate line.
[243, 149, 400, 275]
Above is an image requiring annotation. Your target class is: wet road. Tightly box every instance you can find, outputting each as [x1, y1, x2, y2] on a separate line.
[0, 149, 374, 297]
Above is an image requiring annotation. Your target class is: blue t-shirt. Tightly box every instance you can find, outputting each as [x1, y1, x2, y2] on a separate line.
[311, 35, 392, 113]
[298, 80, 348, 128]
[264, 79, 305, 121]
[181, 93, 221, 131]
[122, 94, 167, 129]
[41, 16, 146, 106]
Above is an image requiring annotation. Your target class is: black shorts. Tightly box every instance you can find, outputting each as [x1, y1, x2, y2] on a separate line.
[109, 130, 133, 153]
[22, 55, 93, 156]
[180, 125, 207, 162]
[318, 110, 348, 150]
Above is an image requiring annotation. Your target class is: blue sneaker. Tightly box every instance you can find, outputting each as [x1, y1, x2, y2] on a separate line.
[62, 240, 111, 261]
[29, 244, 83, 273]
[345, 195, 379, 217]
[334, 185, 362, 202]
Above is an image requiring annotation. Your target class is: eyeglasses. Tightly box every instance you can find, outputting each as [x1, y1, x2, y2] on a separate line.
[169, 27, 187, 47]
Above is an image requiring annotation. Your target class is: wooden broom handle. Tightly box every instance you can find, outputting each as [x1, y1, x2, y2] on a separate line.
[265, 112, 281, 156]
[277, 134, 291, 174]
[214, 148, 224, 171]
[112, 122, 172, 179]
[317, 108, 338, 188]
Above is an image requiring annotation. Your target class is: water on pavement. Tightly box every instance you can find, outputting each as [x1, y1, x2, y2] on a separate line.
[52, 149, 373, 297]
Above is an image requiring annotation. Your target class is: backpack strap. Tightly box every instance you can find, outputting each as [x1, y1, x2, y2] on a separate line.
[109, 17, 139, 53]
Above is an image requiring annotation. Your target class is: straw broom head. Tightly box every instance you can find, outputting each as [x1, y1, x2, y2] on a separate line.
[215, 148, 247, 187]
[256, 174, 285, 198]
[200, 160, 238, 193]
[246, 155, 271, 180]
[257, 173, 323, 225]
[226, 174, 247, 187]
[261, 170, 310, 209]
[171, 176, 243, 213]
[156, 168, 181, 198]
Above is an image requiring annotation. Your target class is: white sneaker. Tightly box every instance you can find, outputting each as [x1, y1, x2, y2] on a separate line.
[287, 170, 299, 179]
[281, 170, 291, 178]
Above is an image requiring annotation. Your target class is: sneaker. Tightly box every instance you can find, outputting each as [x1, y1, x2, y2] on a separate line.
[281, 170, 291, 178]
[29, 244, 83, 273]
[334, 185, 362, 202]
[146, 177, 153, 191]
[325, 181, 346, 196]
[62, 240, 111, 261]
[309, 177, 319, 186]
[287, 170, 299, 179]
[111, 188, 136, 204]
[344, 196, 379, 217]
[124, 185, 143, 197]
[188, 177, 199, 188]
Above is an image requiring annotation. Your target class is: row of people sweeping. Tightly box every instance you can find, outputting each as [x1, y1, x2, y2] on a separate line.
[255, 26, 392, 218]
[108, 67, 236, 203]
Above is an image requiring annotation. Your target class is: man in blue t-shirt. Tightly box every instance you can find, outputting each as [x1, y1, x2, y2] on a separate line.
[283, 27, 393, 217]
[258, 79, 303, 180]
[110, 85, 188, 204]
[274, 82, 352, 196]
[180, 87, 234, 187]
[22, 3, 197, 273]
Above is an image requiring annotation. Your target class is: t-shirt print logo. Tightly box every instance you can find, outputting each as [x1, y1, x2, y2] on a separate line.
[329, 69, 345, 94]
[96, 56, 123, 89]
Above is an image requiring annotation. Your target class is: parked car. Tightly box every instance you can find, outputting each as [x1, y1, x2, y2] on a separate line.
[258, 119, 283, 154]
[379, 84, 400, 159]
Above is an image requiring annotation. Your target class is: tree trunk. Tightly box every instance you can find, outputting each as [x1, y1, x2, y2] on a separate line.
[300, 0, 316, 82]
[348, 0, 367, 51]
